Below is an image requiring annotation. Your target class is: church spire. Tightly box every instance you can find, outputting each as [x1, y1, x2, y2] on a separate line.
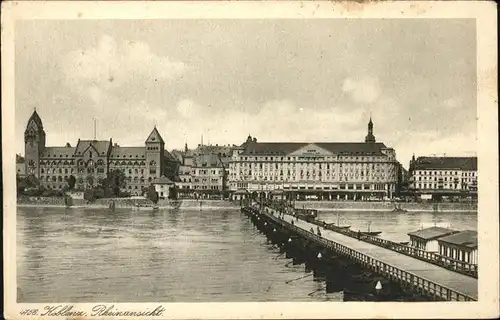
[365, 115, 376, 143]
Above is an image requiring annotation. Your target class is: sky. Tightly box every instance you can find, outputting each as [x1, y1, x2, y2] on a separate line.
[15, 19, 477, 167]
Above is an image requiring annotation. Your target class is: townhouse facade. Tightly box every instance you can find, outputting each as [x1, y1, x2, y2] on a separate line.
[408, 156, 477, 198]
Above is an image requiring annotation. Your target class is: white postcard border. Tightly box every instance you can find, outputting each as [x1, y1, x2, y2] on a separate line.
[2, 1, 498, 319]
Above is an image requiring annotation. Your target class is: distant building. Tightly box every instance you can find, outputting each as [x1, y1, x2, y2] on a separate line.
[438, 230, 478, 265]
[173, 143, 229, 198]
[152, 176, 175, 200]
[228, 118, 400, 201]
[23, 110, 178, 195]
[407, 227, 459, 252]
[408, 156, 477, 199]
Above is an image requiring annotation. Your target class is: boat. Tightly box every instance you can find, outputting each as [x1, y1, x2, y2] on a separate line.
[361, 221, 382, 236]
[392, 204, 407, 213]
[334, 212, 351, 229]
[135, 204, 157, 211]
[294, 208, 318, 222]
[324, 222, 351, 231]
[398, 241, 409, 246]
[294, 208, 318, 218]
[362, 231, 382, 236]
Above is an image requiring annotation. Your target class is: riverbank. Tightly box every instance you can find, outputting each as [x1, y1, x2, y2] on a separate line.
[16, 197, 241, 210]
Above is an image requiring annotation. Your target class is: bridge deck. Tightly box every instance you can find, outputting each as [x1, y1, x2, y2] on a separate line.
[277, 211, 478, 300]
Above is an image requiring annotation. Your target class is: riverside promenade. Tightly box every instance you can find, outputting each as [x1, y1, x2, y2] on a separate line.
[258, 206, 478, 301]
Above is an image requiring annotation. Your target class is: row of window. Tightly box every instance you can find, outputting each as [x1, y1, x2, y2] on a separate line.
[234, 175, 388, 182]
[235, 168, 391, 175]
[233, 183, 389, 191]
[414, 183, 472, 190]
[32, 160, 159, 166]
[234, 171, 391, 178]
[415, 170, 476, 176]
[233, 162, 390, 169]
[236, 155, 387, 162]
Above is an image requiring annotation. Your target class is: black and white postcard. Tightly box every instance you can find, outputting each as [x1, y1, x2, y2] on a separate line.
[2, 1, 498, 319]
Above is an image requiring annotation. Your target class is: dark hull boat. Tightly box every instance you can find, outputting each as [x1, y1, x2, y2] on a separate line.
[324, 223, 351, 231]
[361, 231, 382, 236]
[294, 208, 318, 222]
[392, 204, 408, 213]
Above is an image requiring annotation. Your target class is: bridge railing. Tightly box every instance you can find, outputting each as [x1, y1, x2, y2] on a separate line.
[275, 207, 479, 278]
[354, 232, 478, 276]
[261, 210, 476, 302]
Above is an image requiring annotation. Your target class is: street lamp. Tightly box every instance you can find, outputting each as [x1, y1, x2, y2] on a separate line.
[375, 280, 383, 295]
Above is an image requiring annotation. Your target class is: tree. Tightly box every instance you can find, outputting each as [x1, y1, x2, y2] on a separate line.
[84, 189, 96, 203]
[86, 175, 95, 188]
[168, 185, 178, 200]
[147, 185, 159, 204]
[17, 174, 26, 194]
[24, 174, 40, 189]
[94, 187, 105, 199]
[66, 175, 76, 190]
[106, 169, 127, 196]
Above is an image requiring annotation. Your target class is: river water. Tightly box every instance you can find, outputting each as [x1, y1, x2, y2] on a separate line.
[17, 206, 477, 302]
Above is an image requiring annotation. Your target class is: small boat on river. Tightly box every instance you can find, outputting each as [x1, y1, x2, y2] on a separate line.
[324, 223, 351, 231]
[294, 208, 318, 222]
[362, 231, 382, 236]
[361, 221, 382, 236]
[392, 204, 408, 213]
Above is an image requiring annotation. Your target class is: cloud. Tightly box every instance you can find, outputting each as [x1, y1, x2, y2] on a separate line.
[342, 76, 381, 104]
[443, 97, 461, 109]
[177, 99, 203, 118]
[394, 131, 477, 168]
[161, 99, 368, 150]
[61, 35, 187, 98]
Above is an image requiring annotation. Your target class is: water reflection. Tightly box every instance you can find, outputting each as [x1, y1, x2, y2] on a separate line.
[17, 207, 476, 302]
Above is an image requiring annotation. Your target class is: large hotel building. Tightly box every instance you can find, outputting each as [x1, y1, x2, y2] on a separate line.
[229, 118, 400, 201]
[23, 110, 178, 195]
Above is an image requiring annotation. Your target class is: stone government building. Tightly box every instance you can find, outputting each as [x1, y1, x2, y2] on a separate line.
[23, 110, 178, 195]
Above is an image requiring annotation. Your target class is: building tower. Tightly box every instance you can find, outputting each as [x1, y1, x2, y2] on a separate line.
[145, 126, 165, 182]
[24, 109, 46, 178]
[364, 116, 376, 143]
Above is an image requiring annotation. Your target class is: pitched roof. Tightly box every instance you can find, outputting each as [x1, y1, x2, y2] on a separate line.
[193, 154, 223, 167]
[170, 150, 185, 162]
[407, 226, 458, 240]
[438, 230, 478, 248]
[241, 142, 388, 156]
[414, 157, 477, 171]
[41, 147, 76, 158]
[145, 127, 164, 144]
[109, 147, 146, 159]
[27, 110, 43, 129]
[74, 140, 111, 157]
[196, 145, 233, 156]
